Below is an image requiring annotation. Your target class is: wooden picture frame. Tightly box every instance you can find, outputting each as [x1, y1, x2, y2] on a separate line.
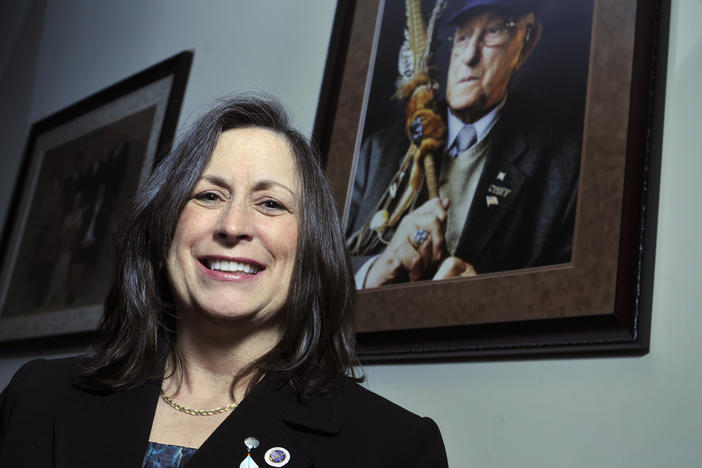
[314, 0, 669, 360]
[0, 51, 193, 346]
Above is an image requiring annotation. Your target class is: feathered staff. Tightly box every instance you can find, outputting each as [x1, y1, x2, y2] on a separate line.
[348, 0, 447, 256]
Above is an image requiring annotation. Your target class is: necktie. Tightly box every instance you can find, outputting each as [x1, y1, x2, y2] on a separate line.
[449, 125, 477, 157]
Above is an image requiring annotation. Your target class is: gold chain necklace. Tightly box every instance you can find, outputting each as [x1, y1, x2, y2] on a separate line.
[159, 389, 238, 416]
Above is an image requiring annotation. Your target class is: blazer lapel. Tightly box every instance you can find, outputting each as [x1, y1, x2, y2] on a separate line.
[189, 375, 339, 468]
[55, 379, 160, 468]
[54, 373, 340, 468]
[455, 122, 531, 263]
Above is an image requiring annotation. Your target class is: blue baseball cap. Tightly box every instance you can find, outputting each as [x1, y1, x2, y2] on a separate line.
[447, 0, 540, 25]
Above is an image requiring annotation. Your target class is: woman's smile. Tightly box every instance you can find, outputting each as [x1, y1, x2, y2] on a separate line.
[198, 257, 264, 276]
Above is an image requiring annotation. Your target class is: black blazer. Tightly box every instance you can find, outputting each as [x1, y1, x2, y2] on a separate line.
[0, 357, 448, 467]
[347, 95, 582, 275]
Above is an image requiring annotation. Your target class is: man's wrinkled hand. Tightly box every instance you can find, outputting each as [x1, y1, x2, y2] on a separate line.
[365, 197, 450, 288]
[433, 256, 477, 280]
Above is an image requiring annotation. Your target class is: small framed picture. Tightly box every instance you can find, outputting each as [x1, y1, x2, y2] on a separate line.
[0, 51, 193, 344]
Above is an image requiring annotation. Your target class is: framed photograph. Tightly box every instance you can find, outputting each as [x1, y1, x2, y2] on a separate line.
[314, 0, 669, 360]
[0, 51, 193, 345]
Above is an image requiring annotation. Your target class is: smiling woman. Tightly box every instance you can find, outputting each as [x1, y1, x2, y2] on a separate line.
[0, 93, 449, 467]
[167, 127, 300, 331]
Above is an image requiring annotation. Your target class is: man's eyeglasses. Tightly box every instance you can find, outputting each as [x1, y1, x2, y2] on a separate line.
[450, 19, 517, 49]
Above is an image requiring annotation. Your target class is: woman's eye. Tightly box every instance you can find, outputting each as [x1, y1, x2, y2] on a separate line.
[194, 192, 221, 202]
[257, 198, 290, 214]
[261, 199, 285, 210]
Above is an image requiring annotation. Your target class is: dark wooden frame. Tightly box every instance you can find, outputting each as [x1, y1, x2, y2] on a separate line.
[313, 0, 670, 361]
[0, 51, 193, 348]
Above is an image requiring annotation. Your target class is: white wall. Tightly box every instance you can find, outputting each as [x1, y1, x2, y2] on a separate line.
[2, 1, 701, 467]
[0, 0, 335, 229]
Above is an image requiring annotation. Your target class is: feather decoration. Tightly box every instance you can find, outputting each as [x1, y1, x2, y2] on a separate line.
[423, 0, 447, 65]
[396, 0, 424, 90]
[348, 0, 448, 257]
[395, 0, 447, 92]
[397, 28, 415, 84]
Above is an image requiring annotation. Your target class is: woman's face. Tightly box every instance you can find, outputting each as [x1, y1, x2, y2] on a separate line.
[167, 127, 300, 326]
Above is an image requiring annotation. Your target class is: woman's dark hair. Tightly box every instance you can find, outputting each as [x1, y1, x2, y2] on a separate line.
[83, 92, 362, 397]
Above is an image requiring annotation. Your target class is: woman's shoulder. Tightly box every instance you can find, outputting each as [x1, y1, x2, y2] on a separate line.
[1, 356, 87, 417]
[268, 376, 449, 466]
[4, 356, 82, 391]
[322, 379, 449, 466]
[334, 379, 431, 422]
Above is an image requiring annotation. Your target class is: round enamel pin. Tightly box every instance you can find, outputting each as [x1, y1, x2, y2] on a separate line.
[264, 447, 290, 467]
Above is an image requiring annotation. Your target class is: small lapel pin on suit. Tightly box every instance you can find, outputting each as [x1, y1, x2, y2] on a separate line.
[240, 454, 259, 468]
[488, 184, 512, 198]
[240, 437, 260, 468]
[265, 447, 291, 467]
[486, 195, 499, 207]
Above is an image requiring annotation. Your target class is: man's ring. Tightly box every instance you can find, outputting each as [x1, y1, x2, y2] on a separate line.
[413, 229, 428, 245]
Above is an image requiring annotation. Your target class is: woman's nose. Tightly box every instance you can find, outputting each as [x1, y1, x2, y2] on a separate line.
[214, 201, 254, 242]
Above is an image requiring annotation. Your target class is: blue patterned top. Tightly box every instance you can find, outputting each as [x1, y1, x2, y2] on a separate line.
[142, 442, 197, 468]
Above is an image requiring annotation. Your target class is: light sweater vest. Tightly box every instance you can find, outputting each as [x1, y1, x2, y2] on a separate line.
[438, 129, 494, 255]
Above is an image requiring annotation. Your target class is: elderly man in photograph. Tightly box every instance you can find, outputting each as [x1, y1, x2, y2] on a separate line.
[347, 0, 582, 288]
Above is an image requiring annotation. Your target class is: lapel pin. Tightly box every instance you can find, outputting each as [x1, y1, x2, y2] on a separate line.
[488, 184, 512, 198]
[240, 437, 260, 468]
[239, 454, 259, 468]
[497, 171, 506, 181]
[264, 447, 291, 467]
[486, 195, 499, 207]
[245, 437, 260, 451]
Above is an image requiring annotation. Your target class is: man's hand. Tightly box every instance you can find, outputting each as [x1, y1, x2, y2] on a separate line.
[433, 256, 477, 280]
[365, 197, 450, 288]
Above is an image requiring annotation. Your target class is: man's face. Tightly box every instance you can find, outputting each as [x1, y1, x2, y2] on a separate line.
[446, 9, 535, 122]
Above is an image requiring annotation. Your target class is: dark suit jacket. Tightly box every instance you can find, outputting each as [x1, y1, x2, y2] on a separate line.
[347, 95, 582, 276]
[0, 357, 448, 467]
